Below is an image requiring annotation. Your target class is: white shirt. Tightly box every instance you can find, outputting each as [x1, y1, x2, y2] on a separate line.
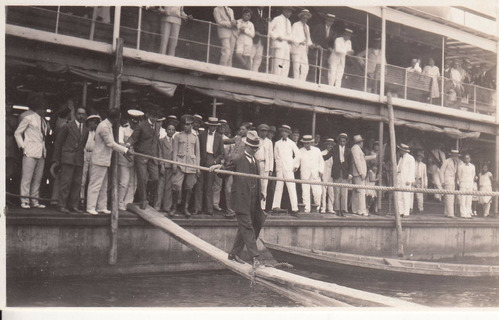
[14, 111, 49, 159]
[244, 151, 255, 164]
[75, 120, 83, 134]
[254, 137, 274, 172]
[458, 163, 476, 185]
[339, 145, 345, 163]
[291, 21, 312, 54]
[85, 130, 96, 152]
[299, 146, 325, 179]
[325, 25, 330, 38]
[206, 130, 215, 154]
[397, 153, 416, 185]
[274, 138, 300, 172]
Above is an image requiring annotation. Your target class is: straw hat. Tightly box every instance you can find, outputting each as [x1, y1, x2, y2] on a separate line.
[205, 117, 221, 126]
[324, 138, 335, 145]
[343, 28, 354, 36]
[352, 135, 364, 144]
[450, 149, 461, 156]
[193, 114, 203, 123]
[338, 133, 348, 140]
[397, 143, 411, 153]
[86, 114, 101, 122]
[244, 131, 262, 148]
[279, 124, 292, 133]
[325, 13, 336, 20]
[298, 9, 312, 19]
[300, 135, 314, 143]
[127, 109, 144, 117]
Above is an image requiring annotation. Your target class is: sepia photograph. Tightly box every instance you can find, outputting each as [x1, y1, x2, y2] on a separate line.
[1, 0, 499, 318]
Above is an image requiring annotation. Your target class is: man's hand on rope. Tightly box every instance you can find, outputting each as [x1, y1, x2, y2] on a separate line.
[209, 164, 222, 172]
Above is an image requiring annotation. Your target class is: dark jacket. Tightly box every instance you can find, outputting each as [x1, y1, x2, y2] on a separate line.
[221, 154, 262, 215]
[251, 8, 268, 44]
[311, 23, 334, 50]
[159, 136, 174, 168]
[128, 119, 161, 157]
[53, 120, 89, 166]
[198, 130, 225, 166]
[324, 144, 352, 180]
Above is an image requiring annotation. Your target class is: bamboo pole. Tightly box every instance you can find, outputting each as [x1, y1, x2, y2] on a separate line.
[109, 37, 124, 265]
[387, 93, 403, 257]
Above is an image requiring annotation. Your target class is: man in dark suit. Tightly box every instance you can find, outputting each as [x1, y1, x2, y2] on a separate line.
[127, 106, 161, 209]
[311, 13, 336, 51]
[210, 131, 265, 269]
[194, 117, 225, 215]
[250, 6, 268, 72]
[323, 133, 352, 216]
[53, 107, 89, 213]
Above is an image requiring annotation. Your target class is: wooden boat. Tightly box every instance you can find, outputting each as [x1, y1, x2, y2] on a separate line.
[262, 240, 499, 280]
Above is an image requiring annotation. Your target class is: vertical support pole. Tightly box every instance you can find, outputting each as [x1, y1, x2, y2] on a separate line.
[387, 93, 404, 257]
[212, 98, 217, 117]
[403, 69, 407, 99]
[109, 38, 124, 265]
[456, 139, 460, 150]
[311, 112, 317, 138]
[112, 6, 122, 50]
[55, 6, 61, 34]
[473, 85, 477, 112]
[266, 6, 272, 74]
[379, 7, 386, 99]
[318, 49, 323, 84]
[314, 49, 319, 83]
[136, 7, 143, 50]
[364, 13, 369, 92]
[206, 22, 212, 63]
[82, 81, 88, 108]
[378, 120, 384, 210]
[441, 36, 445, 107]
[89, 7, 98, 40]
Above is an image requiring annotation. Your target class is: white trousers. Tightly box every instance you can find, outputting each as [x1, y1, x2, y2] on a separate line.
[219, 35, 237, 67]
[160, 22, 181, 56]
[86, 164, 108, 212]
[258, 161, 270, 210]
[459, 183, 473, 218]
[444, 183, 456, 217]
[410, 192, 424, 211]
[80, 151, 92, 200]
[20, 155, 45, 206]
[328, 57, 345, 87]
[214, 175, 233, 210]
[272, 169, 298, 211]
[272, 45, 290, 77]
[251, 39, 264, 72]
[333, 178, 349, 211]
[118, 164, 137, 210]
[301, 175, 322, 212]
[292, 47, 309, 81]
[351, 176, 367, 215]
[321, 175, 334, 212]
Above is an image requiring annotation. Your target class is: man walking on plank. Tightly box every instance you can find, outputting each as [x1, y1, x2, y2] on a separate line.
[210, 131, 265, 269]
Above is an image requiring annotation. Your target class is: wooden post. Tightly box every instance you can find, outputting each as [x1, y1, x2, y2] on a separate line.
[377, 120, 384, 210]
[379, 7, 386, 98]
[109, 38, 124, 265]
[89, 7, 98, 41]
[441, 36, 445, 107]
[55, 6, 60, 34]
[364, 13, 369, 92]
[206, 23, 212, 63]
[312, 112, 316, 138]
[112, 7, 122, 50]
[212, 98, 217, 117]
[387, 93, 404, 257]
[82, 81, 88, 108]
[265, 6, 271, 74]
[136, 7, 143, 50]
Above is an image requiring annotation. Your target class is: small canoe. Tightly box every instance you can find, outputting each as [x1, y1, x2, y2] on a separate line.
[261, 240, 499, 280]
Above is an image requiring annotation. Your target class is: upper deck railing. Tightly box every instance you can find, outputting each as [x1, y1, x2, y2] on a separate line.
[6, 6, 497, 118]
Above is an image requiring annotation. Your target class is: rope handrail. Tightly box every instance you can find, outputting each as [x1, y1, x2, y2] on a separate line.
[132, 151, 499, 197]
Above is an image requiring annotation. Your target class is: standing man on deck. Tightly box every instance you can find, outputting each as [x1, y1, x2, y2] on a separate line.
[328, 28, 354, 87]
[172, 115, 200, 217]
[320, 138, 336, 214]
[440, 150, 461, 218]
[396, 144, 415, 217]
[80, 115, 101, 208]
[457, 154, 476, 219]
[323, 133, 352, 216]
[255, 124, 274, 212]
[250, 6, 268, 72]
[213, 119, 235, 217]
[272, 125, 300, 214]
[52, 107, 89, 214]
[269, 7, 294, 77]
[209, 131, 265, 268]
[299, 135, 324, 213]
[291, 9, 313, 81]
[351, 135, 376, 216]
[214, 6, 238, 67]
[410, 151, 427, 214]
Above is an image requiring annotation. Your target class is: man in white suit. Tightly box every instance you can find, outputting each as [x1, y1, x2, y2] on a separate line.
[457, 154, 476, 219]
[396, 144, 415, 217]
[440, 150, 461, 218]
[291, 9, 313, 81]
[320, 138, 335, 214]
[269, 7, 293, 77]
[86, 108, 131, 215]
[299, 135, 324, 213]
[350, 135, 376, 216]
[272, 124, 300, 213]
[328, 28, 354, 87]
[14, 94, 49, 209]
[214, 6, 238, 67]
[410, 151, 427, 213]
[255, 124, 274, 211]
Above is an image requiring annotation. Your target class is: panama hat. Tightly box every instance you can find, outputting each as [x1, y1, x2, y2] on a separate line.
[127, 109, 144, 117]
[218, 119, 228, 124]
[205, 117, 221, 126]
[338, 133, 348, 139]
[298, 9, 312, 19]
[450, 149, 461, 156]
[279, 124, 292, 133]
[300, 135, 314, 143]
[343, 28, 354, 36]
[325, 13, 336, 20]
[257, 124, 270, 131]
[86, 114, 101, 122]
[244, 131, 262, 148]
[193, 114, 203, 123]
[397, 143, 411, 153]
[324, 138, 335, 145]
[352, 135, 364, 144]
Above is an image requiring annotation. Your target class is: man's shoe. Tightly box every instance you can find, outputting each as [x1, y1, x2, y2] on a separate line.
[228, 254, 245, 264]
[33, 204, 46, 209]
[59, 207, 70, 214]
[98, 209, 112, 214]
[139, 201, 148, 210]
[252, 257, 262, 269]
[69, 207, 83, 214]
[119, 206, 127, 211]
[184, 208, 192, 218]
[224, 211, 236, 218]
[87, 209, 99, 215]
[272, 207, 286, 213]
[213, 205, 222, 212]
[21, 203, 30, 209]
[206, 211, 214, 216]
[290, 210, 299, 216]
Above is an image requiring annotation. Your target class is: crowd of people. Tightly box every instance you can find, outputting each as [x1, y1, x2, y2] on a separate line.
[7, 92, 496, 220]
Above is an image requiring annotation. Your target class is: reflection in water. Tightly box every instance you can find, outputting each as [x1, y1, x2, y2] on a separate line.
[8, 270, 498, 307]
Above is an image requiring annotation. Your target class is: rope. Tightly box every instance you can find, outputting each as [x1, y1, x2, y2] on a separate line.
[131, 151, 499, 197]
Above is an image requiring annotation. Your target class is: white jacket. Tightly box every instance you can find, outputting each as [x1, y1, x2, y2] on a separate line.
[458, 163, 476, 186]
[321, 149, 333, 182]
[269, 14, 292, 49]
[414, 160, 428, 188]
[440, 158, 460, 185]
[299, 146, 324, 180]
[274, 138, 300, 172]
[14, 112, 49, 159]
[329, 37, 352, 66]
[290, 21, 312, 55]
[397, 153, 416, 186]
[213, 6, 237, 39]
[254, 137, 274, 173]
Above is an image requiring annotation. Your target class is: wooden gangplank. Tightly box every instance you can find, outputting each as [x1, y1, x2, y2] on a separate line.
[128, 204, 422, 308]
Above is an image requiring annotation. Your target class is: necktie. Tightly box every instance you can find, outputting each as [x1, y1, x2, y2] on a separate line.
[326, 25, 330, 38]
[224, 6, 231, 21]
[79, 122, 82, 134]
[258, 9, 262, 18]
